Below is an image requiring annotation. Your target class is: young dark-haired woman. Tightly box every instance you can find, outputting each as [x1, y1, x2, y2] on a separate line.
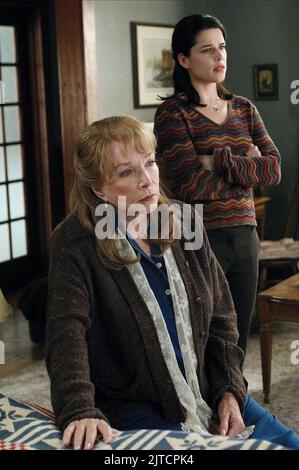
[154, 14, 281, 357]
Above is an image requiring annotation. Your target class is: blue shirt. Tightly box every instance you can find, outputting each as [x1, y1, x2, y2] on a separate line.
[127, 236, 185, 377]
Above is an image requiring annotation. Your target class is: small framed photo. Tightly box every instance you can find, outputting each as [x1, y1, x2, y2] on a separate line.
[131, 22, 174, 108]
[253, 64, 278, 100]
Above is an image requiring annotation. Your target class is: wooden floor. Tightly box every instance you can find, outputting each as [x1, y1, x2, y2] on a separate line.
[0, 309, 44, 378]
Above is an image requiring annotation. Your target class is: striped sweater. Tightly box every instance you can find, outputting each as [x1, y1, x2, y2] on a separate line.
[154, 95, 281, 229]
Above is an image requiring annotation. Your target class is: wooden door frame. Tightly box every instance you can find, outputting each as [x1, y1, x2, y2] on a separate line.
[28, 5, 52, 263]
[82, 0, 100, 124]
[55, 0, 100, 210]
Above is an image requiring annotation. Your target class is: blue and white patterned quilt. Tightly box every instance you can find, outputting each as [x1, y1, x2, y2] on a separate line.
[0, 394, 284, 450]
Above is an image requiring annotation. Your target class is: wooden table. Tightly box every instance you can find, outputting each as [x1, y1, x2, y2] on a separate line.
[254, 196, 271, 240]
[258, 273, 299, 403]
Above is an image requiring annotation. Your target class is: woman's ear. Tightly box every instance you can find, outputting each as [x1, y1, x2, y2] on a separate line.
[177, 53, 190, 70]
[91, 186, 106, 201]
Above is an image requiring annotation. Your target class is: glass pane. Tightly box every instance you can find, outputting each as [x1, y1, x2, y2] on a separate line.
[0, 111, 3, 143]
[0, 223, 11, 262]
[7, 145, 23, 180]
[1, 66, 18, 103]
[0, 184, 8, 221]
[0, 27, 16, 64]
[3, 105, 21, 142]
[8, 181, 25, 218]
[0, 146, 5, 182]
[11, 219, 27, 258]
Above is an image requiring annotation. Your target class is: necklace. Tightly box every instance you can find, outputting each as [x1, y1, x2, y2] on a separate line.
[203, 97, 221, 112]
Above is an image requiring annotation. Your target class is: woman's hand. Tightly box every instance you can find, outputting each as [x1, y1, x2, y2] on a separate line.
[63, 418, 113, 450]
[199, 155, 215, 171]
[217, 392, 245, 437]
[245, 144, 261, 158]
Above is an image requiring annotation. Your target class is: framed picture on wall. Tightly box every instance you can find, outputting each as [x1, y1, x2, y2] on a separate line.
[131, 22, 174, 108]
[253, 64, 278, 100]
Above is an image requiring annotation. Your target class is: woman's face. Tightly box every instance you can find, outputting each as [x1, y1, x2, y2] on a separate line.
[179, 28, 227, 84]
[95, 141, 159, 214]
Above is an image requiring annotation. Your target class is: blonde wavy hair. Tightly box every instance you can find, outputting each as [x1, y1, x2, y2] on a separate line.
[68, 115, 176, 270]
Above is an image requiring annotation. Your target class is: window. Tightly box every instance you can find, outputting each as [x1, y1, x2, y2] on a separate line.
[0, 26, 28, 263]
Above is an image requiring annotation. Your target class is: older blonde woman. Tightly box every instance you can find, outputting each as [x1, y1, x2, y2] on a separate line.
[46, 116, 299, 450]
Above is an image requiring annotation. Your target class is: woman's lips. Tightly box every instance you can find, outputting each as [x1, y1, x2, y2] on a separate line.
[140, 194, 156, 202]
[214, 66, 226, 72]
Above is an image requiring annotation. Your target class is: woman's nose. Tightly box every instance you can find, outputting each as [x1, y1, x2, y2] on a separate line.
[215, 49, 224, 60]
[138, 170, 151, 188]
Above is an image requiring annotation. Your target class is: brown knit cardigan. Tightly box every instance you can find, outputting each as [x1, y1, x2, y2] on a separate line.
[46, 214, 246, 431]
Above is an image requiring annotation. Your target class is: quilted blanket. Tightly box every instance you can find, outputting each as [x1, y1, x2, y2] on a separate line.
[0, 394, 284, 450]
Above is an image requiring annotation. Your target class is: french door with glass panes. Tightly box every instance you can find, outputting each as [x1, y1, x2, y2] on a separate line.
[0, 14, 41, 290]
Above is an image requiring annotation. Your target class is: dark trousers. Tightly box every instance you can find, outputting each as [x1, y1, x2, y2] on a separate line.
[113, 396, 299, 449]
[206, 226, 260, 357]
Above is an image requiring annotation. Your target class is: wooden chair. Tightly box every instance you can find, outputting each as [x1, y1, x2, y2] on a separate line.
[258, 273, 299, 403]
[258, 178, 299, 291]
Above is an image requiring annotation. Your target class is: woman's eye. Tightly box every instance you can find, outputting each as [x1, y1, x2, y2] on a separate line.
[146, 160, 156, 166]
[120, 169, 132, 177]
[202, 46, 226, 53]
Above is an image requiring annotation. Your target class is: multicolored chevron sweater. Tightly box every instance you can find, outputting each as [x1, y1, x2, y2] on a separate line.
[154, 95, 281, 229]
